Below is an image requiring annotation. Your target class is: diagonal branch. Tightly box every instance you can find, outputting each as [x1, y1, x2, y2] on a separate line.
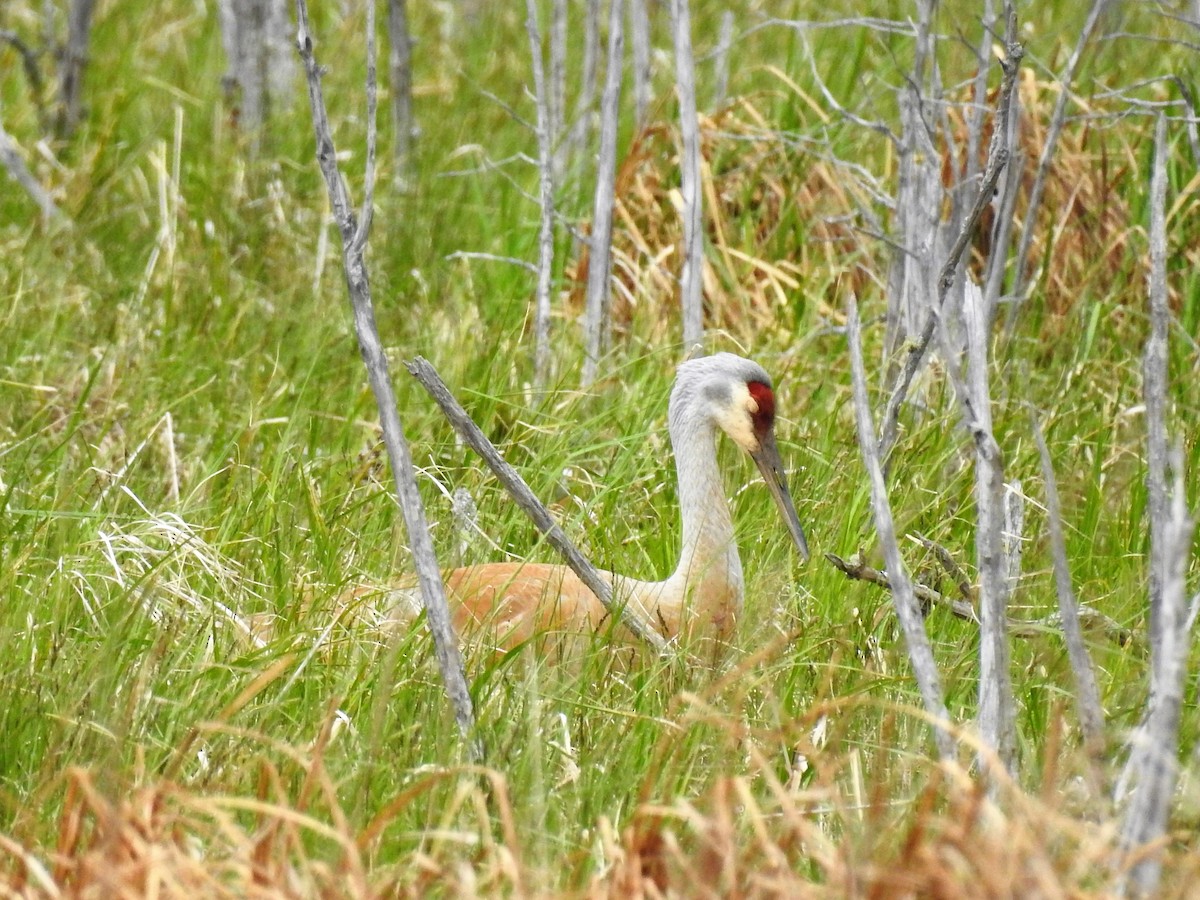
[846, 294, 954, 759]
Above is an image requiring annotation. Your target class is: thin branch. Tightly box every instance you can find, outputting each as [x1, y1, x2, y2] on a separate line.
[912, 533, 974, 602]
[828, 548, 1132, 646]
[711, 10, 734, 109]
[846, 294, 954, 759]
[826, 552, 978, 624]
[0, 30, 50, 132]
[406, 357, 669, 653]
[445, 250, 538, 273]
[1031, 411, 1106, 752]
[294, 0, 478, 756]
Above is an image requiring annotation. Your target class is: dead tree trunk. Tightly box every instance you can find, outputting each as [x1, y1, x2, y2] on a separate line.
[581, 0, 625, 387]
[1115, 116, 1195, 898]
[846, 294, 955, 760]
[387, 0, 413, 182]
[527, 0, 557, 389]
[220, 0, 295, 151]
[671, 0, 704, 349]
[55, 0, 96, 140]
[628, 0, 652, 127]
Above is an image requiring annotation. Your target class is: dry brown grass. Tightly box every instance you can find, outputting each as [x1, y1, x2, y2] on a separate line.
[565, 72, 1169, 351]
[7, 751, 1198, 898]
[564, 101, 873, 346]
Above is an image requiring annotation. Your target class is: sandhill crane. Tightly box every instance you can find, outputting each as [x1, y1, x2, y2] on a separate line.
[381, 352, 809, 650]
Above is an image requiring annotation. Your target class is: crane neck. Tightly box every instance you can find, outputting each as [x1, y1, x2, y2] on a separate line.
[651, 395, 744, 640]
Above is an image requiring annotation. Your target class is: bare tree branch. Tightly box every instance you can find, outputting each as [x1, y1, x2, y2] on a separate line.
[711, 10, 734, 109]
[827, 551, 978, 624]
[565, 0, 602, 174]
[1031, 411, 1106, 752]
[828, 548, 1133, 646]
[0, 29, 50, 133]
[406, 357, 669, 653]
[387, 0, 413, 182]
[876, 11, 1023, 472]
[960, 278, 1016, 773]
[294, 0, 478, 756]
[846, 294, 954, 760]
[55, 0, 96, 139]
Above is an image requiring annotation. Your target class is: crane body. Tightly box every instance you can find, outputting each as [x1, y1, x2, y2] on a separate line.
[379, 353, 808, 651]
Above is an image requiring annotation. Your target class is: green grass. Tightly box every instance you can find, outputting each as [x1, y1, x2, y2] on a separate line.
[1, 0, 1198, 893]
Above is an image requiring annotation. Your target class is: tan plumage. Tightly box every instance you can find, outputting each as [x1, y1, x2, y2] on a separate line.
[379, 353, 809, 651]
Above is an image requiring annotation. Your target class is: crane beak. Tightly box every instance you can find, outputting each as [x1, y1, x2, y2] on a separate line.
[751, 431, 810, 563]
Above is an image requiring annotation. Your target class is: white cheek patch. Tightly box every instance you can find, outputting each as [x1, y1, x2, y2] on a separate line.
[713, 382, 761, 452]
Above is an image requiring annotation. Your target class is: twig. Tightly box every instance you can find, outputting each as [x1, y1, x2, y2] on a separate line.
[826, 552, 977, 624]
[846, 294, 954, 759]
[294, 0, 479, 757]
[912, 533, 974, 602]
[671, 0, 704, 348]
[405, 357, 669, 653]
[445, 250, 538, 273]
[828, 548, 1133, 647]
[580, 0, 624, 387]
[1031, 410, 1106, 752]
[0, 30, 50, 132]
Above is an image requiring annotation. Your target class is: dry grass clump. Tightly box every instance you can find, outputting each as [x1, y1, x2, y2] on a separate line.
[566, 67, 1159, 352]
[949, 68, 1145, 319]
[564, 100, 873, 345]
[7, 751, 1191, 898]
[588, 766, 1139, 899]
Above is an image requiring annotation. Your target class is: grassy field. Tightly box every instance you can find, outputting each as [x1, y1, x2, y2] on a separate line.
[2, 0, 1199, 894]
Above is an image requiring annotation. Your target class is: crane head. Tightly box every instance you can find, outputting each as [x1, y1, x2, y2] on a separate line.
[681, 353, 811, 563]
